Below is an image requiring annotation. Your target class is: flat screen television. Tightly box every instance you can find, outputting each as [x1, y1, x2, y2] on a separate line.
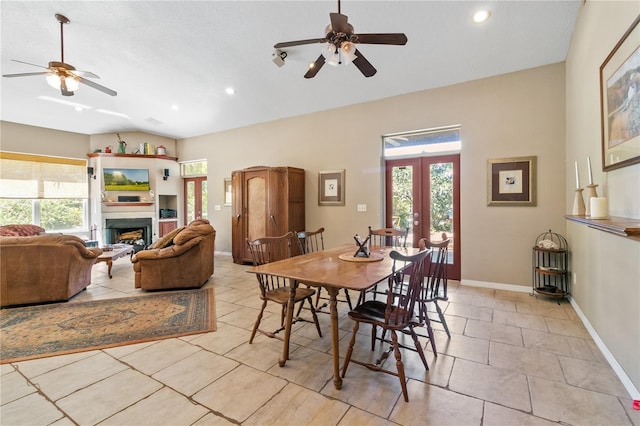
[103, 168, 150, 191]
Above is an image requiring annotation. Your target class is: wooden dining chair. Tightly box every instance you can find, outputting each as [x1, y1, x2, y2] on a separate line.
[297, 227, 354, 311]
[419, 234, 451, 338]
[374, 236, 447, 355]
[368, 226, 409, 248]
[360, 226, 410, 303]
[247, 232, 322, 344]
[341, 247, 432, 402]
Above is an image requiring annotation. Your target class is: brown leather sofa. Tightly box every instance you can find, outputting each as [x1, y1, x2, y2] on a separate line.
[0, 234, 103, 307]
[131, 219, 215, 290]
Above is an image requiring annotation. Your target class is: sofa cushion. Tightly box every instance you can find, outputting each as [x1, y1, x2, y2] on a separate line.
[173, 221, 215, 246]
[150, 226, 185, 249]
[0, 224, 45, 236]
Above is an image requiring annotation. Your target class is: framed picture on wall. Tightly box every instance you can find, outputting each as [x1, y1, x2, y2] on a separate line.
[318, 170, 345, 206]
[600, 15, 640, 172]
[487, 156, 537, 206]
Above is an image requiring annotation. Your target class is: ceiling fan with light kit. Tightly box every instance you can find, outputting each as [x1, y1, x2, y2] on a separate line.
[2, 13, 117, 97]
[274, 0, 408, 78]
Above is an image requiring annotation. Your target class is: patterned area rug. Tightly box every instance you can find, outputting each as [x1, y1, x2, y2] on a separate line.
[0, 288, 216, 364]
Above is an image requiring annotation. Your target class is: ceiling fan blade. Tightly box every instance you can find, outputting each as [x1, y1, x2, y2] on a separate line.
[329, 12, 350, 33]
[73, 70, 100, 79]
[11, 59, 49, 69]
[3, 72, 49, 78]
[304, 55, 326, 79]
[78, 76, 117, 96]
[352, 49, 377, 77]
[274, 38, 325, 49]
[354, 33, 408, 45]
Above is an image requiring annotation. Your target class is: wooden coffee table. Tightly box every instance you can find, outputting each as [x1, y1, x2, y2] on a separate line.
[96, 245, 134, 278]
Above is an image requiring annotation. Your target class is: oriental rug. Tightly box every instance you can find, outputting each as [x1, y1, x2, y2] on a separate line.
[0, 288, 216, 364]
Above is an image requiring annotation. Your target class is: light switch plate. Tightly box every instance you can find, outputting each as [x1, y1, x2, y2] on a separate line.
[214, 205, 222, 211]
[357, 204, 367, 212]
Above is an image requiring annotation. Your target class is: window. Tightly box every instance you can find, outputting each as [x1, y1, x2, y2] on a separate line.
[180, 160, 207, 177]
[0, 152, 88, 232]
[383, 125, 461, 158]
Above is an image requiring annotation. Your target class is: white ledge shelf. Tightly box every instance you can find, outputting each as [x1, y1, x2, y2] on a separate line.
[565, 215, 640, 237]
[102, 202, 154, 207]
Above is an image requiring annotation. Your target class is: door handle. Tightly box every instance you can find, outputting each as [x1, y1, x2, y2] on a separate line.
[270, 214, 277, 227]
[236, 214, 241, 226]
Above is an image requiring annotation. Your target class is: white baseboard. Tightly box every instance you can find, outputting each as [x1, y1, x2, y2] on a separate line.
[567, 295, 640, 400]
[461, 279, 640, 399]
[461, 279, 532, 294]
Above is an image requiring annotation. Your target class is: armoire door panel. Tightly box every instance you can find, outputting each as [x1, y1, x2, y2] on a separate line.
[247, 175, 267, 241]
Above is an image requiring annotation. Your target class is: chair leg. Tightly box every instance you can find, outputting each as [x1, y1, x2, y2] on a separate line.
[435, 301, 451, 338]
[371, 324, 378, 351]
[341, 321, 359, 378]
[410, 326, 429, 371]
[307, 297, 323, 338]
[344, 289, 353, 310]
[249, 300, 268, 344]
[390, 330, 410, 402]
[424, 316, 438, 354]
[314, 288, 323, 308]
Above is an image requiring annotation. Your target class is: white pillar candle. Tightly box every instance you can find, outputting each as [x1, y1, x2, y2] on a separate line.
[575, 161, 580, 189]
[587, 156, 593, 185]
[589, 197, 608, 219]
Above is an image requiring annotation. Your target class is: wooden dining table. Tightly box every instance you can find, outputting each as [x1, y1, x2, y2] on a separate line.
[247, 243, 419, 390]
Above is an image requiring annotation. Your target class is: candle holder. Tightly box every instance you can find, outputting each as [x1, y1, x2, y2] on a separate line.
[584, 184, 598, 216]
[572, 188, 586, 216]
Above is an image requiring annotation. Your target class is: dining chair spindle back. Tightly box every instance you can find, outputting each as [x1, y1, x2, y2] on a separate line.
[247, 232, 322, 344]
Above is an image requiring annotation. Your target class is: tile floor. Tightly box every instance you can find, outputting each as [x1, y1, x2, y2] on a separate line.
[1, 254, 638, 426]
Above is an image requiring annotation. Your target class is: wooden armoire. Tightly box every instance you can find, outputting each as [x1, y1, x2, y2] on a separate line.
[231, 166, 305, 264]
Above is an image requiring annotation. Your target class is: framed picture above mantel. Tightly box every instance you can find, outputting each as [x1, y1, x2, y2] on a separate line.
[599, 15, 640, 172]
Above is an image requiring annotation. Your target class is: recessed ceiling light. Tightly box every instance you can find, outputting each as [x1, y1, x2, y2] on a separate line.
[171, 104, 179, 111]
[225, 87, 235, 95]
[473, 9, 491, 24]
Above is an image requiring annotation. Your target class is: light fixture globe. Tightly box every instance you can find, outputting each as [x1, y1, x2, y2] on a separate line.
[341, 41, 357, 64]
[322, 43, 340, 66]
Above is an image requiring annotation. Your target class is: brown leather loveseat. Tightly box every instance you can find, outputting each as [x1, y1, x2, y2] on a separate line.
[131, 219, 215, 290]
[0, 233, 103, 307]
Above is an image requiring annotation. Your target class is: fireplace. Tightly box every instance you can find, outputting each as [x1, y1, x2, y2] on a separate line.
[105, 218, 152, 252]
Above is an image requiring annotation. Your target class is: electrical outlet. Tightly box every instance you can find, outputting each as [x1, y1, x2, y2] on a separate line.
[357, 204, 367, 212]
[214, 205, 222, 211]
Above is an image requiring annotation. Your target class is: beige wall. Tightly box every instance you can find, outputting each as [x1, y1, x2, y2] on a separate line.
[565, 2, 640, 395]
[179, 63, 567, 289]
[0, 121, 89, 158]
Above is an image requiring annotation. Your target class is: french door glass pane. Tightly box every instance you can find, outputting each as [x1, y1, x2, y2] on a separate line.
[186, 181, 195, 222]
[391, 165, 414, 246]
[201, 181, 208, 219]
[430, 162, 453, 263]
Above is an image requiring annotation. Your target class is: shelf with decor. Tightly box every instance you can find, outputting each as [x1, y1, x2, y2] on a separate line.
[565, 215, 640, 237]
[102, 202, 154, 207]
[532, 230, 569, 303]
[87, 153, 178, 161]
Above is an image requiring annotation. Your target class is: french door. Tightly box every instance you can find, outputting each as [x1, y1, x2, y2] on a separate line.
[184, 177, 207, 223]
[385, 154, 460, 280]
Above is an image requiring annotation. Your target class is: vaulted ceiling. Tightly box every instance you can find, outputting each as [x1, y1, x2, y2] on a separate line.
[1, 1, 581, 139]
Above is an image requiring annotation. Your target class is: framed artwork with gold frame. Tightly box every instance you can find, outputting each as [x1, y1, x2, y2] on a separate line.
[318, 170, 345, 206]
[487, 156, 537, 206]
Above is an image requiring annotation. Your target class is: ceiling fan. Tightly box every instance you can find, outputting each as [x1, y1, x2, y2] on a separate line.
[274, 0, 407, 79]
[2, 13, 117, 97]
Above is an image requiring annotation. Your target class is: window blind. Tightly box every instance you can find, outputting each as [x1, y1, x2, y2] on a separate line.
[0, 152, 88, 199]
